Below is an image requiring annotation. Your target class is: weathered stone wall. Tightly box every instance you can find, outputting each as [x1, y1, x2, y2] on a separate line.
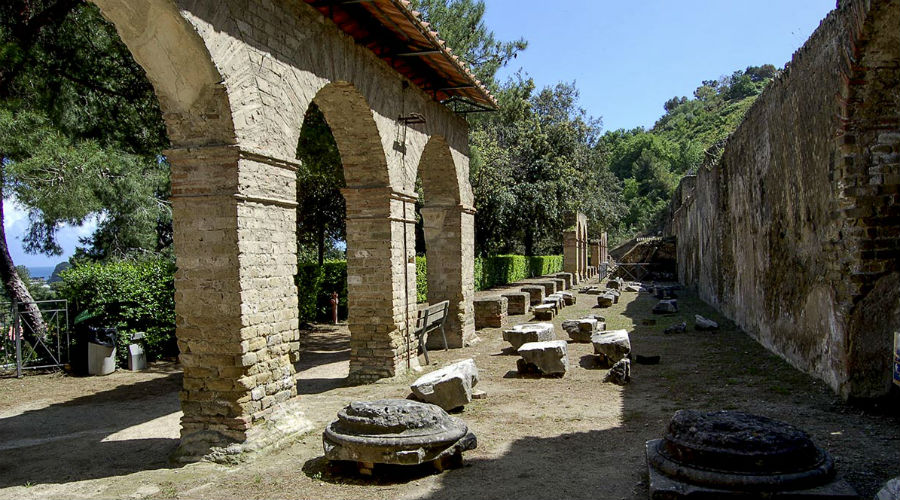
[92, 0, 478, 459]
[670, 0, 899, 399]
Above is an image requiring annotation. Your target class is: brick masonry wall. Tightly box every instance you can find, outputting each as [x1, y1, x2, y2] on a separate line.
[670, 0, 899, 399]
[93, 0, 479, 457]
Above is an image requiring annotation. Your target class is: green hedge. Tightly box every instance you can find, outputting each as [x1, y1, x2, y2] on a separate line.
[56, 258, 176, 367]
[474, 254, 563, 290]
[416, 256, 427, 303]
[297, 261, 348, 322]
[296, 254, 562, 319]
[528, 255, 564, 277]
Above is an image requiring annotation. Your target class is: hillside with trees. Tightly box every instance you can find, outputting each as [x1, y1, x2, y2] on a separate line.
[597, 65, 778, 242]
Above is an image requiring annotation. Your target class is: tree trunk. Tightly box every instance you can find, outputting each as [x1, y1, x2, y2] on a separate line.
[524, 228, 534, 257]
[317, 224, 325, 266]
[0, 169, 46, 339]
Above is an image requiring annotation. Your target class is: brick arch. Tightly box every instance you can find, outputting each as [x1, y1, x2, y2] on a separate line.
[419, 136, 476, 348]
[91, 0, 236, 147]
[312, 82, 391, 188]
[419, 135, 464, 206]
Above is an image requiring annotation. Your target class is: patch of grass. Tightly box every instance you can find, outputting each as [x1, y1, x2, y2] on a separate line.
[159, 482, 178, 499]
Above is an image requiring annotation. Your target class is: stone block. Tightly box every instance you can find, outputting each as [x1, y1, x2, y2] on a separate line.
[533, 304, 556, 320]
[551, 278, 566, 291]
[410, 359, 479, 411]
[554, 273, 573, 289]
[591, 329, 631, 365]
[520, 285, 545, 305]
[597, 293, 615, 308]
[501, 292, 531, 315]
[604, 358, 631, 385]
[502, 322, 555, 350]
[474, 296, 508, 329]
[534, 281, 557, 296]
[516, 340, 569, 376]
[695, 314, 719, 331]
[653, 299, 678, 314]
[561, 318, 598, 342]
[558, 291, 576, 305]
[544, 294, 565, 310]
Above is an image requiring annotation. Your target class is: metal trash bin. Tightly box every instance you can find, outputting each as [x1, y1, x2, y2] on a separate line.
[87, 327, 117, 376]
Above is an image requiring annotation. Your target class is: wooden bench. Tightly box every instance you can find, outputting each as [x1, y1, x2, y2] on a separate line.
[415, 300, 449, 364]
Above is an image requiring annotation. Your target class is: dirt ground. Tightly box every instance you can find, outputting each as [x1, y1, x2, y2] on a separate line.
[1, 278, 898, 500]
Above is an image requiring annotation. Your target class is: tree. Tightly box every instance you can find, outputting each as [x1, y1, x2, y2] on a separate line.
[295, 103, 345, 265]
[0, 1, 169, 332]
[408, 0, 527, 88]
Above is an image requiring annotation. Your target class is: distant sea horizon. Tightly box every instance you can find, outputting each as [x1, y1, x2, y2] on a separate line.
[26, 265, 57, 279]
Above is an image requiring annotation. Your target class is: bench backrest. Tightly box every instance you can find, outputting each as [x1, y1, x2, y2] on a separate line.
[415, 300, 449, 334]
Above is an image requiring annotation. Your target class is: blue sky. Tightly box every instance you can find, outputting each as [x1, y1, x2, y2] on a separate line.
[7, 0, 836, 269]
[483, 0, 836, 131]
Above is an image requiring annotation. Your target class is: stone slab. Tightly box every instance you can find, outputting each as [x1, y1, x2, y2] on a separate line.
[561, 318, 599, 342]
[410, 359, 479, 411]
[534, 281, 557, 296]
[591, 329, 631, 364]
[520, 285, 545, 305]
[501, 292, 531, 316]
[517, 340, 569, 376]
[646, 440, 859, 499]
[474, 296, 508, 329]
[533, 304, 556, 321]
[502, 322, 556, 350]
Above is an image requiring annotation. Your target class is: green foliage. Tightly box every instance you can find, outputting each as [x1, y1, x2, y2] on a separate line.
[55, 258, 176, 366]
[296, 261, 348, 322]
[415, 256, 427, 303]
[599, 65, 778, 243]
[0, 2, 171, 261]
[470, 77, 624, 256]
[528, 255, 563, 277]
[296, 102, 345, 265]
[473, 254, 563, 290]
[408, 0, 526, 88]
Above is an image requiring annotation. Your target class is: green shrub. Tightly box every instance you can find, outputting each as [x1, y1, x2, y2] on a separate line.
[296, 260, 347, 322]
[528, 255, 563, 276]
[415, 256, 427, 303]
[56, 258, 176, 367]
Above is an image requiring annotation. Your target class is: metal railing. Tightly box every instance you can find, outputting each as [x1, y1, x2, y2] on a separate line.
[0, 299, 69, 377]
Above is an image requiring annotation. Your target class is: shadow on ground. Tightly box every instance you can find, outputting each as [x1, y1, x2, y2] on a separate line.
[295, 324, 351, 395]
[0, 372, 183, 487]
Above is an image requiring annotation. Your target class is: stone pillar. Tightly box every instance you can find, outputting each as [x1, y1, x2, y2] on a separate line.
[421, 204, 476, 348]
[600, 232, 609, 264]
[563, 230, 580, 284]
[168, 145, 306, 461]
[580, 232, 588, 280]
[343, 186, 420, 384]
[590, 241, 601, 271]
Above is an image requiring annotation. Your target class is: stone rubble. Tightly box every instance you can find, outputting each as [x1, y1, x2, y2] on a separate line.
[653, 299, 678, 314]
[502, 322, 556, 350]
[561, 318, 600, 343]
[410, 359, 479, 411]
[597, 293, 615, 308]
[694, 314, 719, 331]
[517, 340, 569, 376]
[604, 358, 631, 384]
[533, 304, 556, 320]
[664, 322, 687, 335]
[591, 329, 632, 365]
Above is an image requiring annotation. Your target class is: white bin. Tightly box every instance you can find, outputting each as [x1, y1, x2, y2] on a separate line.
[87, 342, 116, 375]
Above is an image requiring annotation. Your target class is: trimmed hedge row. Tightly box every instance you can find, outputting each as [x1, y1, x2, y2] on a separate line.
[475, 254, 563, 290]
[297, 254, 562, 321]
